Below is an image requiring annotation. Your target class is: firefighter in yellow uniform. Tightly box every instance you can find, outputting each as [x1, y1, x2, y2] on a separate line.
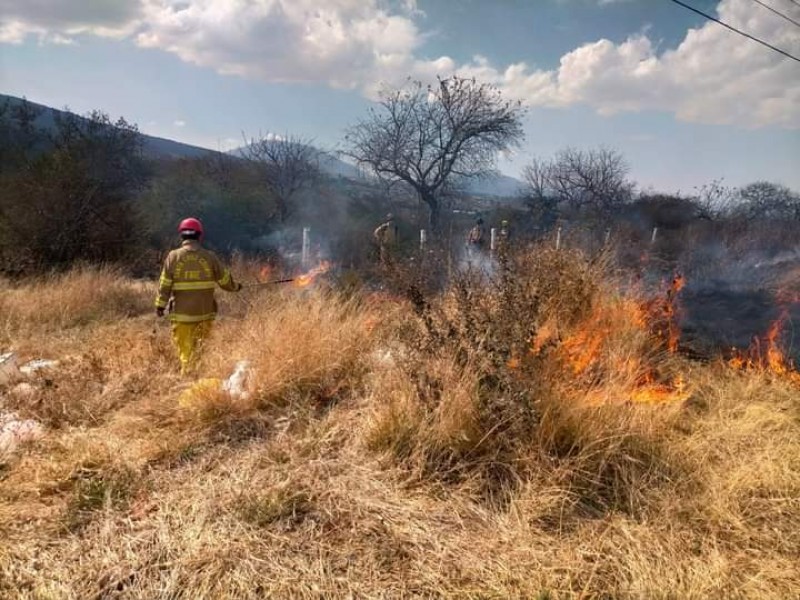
[373, 213, 398, 266]
[155, 217, 241, 374]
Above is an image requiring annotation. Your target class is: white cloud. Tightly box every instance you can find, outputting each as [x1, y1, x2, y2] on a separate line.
[451, 0, 800, 128]
[1, 0, 797, 128]
[0, 0, 141, 43]
[173, 119, 186, 127]
[133, 0, 423, 91]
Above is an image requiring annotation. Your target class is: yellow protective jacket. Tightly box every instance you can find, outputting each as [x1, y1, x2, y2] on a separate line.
[155, 240, 238, 323]
[373, 221, 398, 245]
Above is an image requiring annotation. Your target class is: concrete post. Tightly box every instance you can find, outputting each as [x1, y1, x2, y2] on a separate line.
[302, 227, 311, 267]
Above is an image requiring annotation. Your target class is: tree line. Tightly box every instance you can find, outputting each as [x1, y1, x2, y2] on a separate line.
[1, 78, 797, 276]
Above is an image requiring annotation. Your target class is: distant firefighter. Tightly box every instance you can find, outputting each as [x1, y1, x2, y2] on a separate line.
[155, 217, 242, 375]
[498, 219, 511, 248]
[467, 217, 486, 246]
[466, 217, 486, 259]
[373, 213, 399, 265]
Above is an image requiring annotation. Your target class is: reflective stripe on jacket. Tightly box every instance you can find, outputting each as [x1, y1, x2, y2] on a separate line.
[155, 240, 237, 322]
[373, 221, 397, 245]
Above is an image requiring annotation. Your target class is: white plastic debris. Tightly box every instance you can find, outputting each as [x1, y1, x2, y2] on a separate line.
[11, 382, 35, 397]
[0, 412, 44, 461]
[221, 360, 253, 400]
[19, 359, 60, 377]
[371, 348, 397, 368]
[0, 352, 19, 385]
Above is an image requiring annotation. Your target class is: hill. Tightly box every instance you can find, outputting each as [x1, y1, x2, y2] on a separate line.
[231, 143, 525, 198]
[2, 94, 525, 199]
[0, 94, 215, 160]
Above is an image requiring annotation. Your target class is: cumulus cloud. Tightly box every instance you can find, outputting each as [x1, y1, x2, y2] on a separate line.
[452, 0, 800, 128]
[0, 0, 141, 43]
[0, 0, 797, 128]
[173, 119, 186, 127]
[133, 0, 423, 90]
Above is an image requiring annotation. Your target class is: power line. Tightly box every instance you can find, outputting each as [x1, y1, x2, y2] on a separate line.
[667, 0, 800, 63]
[750, 0, 800, 29]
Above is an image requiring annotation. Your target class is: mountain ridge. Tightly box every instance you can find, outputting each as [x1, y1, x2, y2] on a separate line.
[2, 93, 524, 198]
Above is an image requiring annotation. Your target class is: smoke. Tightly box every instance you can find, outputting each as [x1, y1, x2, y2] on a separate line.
[459, 247, 496, 276]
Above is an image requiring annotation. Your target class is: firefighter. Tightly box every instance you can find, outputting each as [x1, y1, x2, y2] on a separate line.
[498, 219, 511, 247]
[465, 217, 485, 260]
[467, 217, 485, 246]
[155, 217, 242, 375]
[373, 213, 398, 266]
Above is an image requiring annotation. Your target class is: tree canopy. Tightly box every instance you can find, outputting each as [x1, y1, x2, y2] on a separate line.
[345, 76, 525, 231]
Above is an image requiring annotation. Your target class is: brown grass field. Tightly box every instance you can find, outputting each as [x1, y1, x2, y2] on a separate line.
[0, 253, 798, 599]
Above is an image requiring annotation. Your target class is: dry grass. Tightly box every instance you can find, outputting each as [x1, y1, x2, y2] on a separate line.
[0, 259, 798, 599]
[0, 266, 152, 342]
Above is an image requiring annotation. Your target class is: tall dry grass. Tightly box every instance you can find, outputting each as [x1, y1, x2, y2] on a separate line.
[0, 265, 152, 338]
[0, 260, 798, 598]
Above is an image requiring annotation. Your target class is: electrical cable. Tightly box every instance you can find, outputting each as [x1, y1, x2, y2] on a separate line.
[667, 0, 800, 63]
[750, 0, 800, 29]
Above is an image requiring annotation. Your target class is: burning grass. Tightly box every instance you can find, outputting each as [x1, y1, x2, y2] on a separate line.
[1, 257, 799, 598]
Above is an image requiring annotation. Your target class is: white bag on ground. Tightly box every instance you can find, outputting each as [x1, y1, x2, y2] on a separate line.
[222, 360, 253, 400]
[0, 412, 44, 461]
[0, 353, 19, 385]
[20, 359, 60, 377]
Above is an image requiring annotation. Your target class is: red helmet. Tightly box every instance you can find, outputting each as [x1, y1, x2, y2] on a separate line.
[178, 217, 204, 239]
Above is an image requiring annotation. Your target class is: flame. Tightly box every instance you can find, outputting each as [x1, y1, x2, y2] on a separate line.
[293, 261, 331, 288]
[552, 286, 690, 405]
[727, 307, 800, 385]
[259, 265, 273, 282]
[559, 299, 647, 375]
[664, 274, 685, 353]
[584, 373, 689, 405]
[628, 372, 689, 403]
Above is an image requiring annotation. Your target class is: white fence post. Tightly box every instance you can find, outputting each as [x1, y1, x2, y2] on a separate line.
[302, 227, 310, 267]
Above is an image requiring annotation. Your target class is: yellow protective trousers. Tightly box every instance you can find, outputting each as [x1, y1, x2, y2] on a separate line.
[171, 320, 213, 375]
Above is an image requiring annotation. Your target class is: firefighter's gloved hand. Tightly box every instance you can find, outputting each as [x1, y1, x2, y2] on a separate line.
[156, 307, 165, 317]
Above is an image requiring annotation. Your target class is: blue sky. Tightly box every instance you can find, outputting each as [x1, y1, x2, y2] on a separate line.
[1, 0, 798, 193]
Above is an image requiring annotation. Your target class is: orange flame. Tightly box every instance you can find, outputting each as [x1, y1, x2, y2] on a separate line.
[664, 273, 685, 353]
[293, 261, 332, 288]
[628, 372, 689, 404]
[559, 299, 647, 375]
[728, 308, 800, 385]
[259, 265, 273, 282]
[550, 286, 689, 405]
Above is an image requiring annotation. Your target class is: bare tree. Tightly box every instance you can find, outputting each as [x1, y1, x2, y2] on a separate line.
[733, 181, 800, 220]
[344, 76, 525, 231]
[242, 132, 321, 223]
[692, 179, 734, 221]
[523, 147, 633, 223]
